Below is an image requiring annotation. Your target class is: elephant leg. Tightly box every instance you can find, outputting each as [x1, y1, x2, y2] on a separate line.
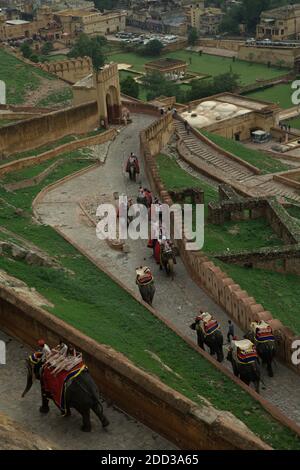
[216, 347, 224, 363]
[92, 402, 110, 428]
[267, 362, 274, 377]
[40, 391, 50, 414]
[81, 409, 92, 432]
[196, 332, 204, 350]
[255, 381, 260, 394]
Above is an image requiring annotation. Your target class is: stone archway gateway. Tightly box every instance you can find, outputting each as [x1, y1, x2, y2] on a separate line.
[95, 63, 122, 128]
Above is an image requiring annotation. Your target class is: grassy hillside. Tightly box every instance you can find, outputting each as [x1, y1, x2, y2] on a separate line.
[0, 149, 299, 449]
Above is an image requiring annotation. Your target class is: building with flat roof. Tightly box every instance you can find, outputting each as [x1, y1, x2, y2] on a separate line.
[256, 4, 300, 40]
[55, 8, 127, 38]
[145, 57, 187, 79]
[180, 93, 279, 141]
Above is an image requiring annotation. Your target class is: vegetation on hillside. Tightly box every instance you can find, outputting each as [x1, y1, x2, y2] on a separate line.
[0, 149, 299, 448]
[201, 131, 290, 174]
[156, 153, 300, 335]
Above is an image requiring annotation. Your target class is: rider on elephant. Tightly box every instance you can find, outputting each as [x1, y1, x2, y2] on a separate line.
[126, 152, 140, 174]
[227, 338, 260, 392]
[136, 266, 155, 306]
[245, 321, 276, 377]
[22, 341, 109, 432]
[190, 311, 224, 362]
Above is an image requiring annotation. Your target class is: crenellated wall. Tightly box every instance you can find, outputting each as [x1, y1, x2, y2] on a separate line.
[139, 109, 300, 376]
[39, 57, 93, 84]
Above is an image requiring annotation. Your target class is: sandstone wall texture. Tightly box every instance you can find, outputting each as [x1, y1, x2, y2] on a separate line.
[0, 101, 99, 157]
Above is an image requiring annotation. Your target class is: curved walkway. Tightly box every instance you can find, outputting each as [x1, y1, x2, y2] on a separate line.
[34, 114, 300, 426]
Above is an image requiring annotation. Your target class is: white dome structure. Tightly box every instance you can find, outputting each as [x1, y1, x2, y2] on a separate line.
[215, 103, 237, 114]
[200, 100, 217, 110]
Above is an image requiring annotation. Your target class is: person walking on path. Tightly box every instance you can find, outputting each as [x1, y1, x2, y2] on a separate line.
[227, 320, 235, 343]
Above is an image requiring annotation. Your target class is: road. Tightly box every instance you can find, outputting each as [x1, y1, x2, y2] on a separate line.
[33, 114, 300, 426]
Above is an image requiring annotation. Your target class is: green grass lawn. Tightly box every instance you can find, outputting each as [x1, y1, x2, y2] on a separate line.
[246, 83, 294, 110]
[0, 150, 299, 448]
[108, 50, 288, 87]
[37, 87, 73, 108]
[0, 48, 55, 105]
[156, 153, 300, 336]
[285, 115, 300, 130]
[201, 130, 290, 174]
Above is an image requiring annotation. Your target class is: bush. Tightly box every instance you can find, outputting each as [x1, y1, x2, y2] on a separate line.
[121, 76, 139, 99]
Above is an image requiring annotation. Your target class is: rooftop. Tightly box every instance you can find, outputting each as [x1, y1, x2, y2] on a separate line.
[145, 57, 187, 69]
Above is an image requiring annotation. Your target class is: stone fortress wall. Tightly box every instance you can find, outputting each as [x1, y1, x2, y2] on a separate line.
[39, 57, 93, 84]
[135, 104, 300, 376]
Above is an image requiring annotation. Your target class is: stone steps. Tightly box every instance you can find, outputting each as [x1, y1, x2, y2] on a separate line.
[176, 122, 253, 182]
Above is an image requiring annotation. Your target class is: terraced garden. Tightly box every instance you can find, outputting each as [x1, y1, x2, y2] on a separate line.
[156, 153, 300, 336]
[0, 146, 300, 449]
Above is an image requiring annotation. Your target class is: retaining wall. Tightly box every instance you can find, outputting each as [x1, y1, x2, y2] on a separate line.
[139, 111, 300, 375]
[0, 129, 116, 177]
[0, 285, 271, 451]
[0, 101, 99, 157]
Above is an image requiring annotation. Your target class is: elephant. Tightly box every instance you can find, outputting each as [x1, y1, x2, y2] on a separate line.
[244, 330, 276, 377]
[227, 348, 261, 393]
[22, 352, 110, 432]
[190, 321, 224, 362]
[128, 162, 137, 181]
[138, 280, 155, 306]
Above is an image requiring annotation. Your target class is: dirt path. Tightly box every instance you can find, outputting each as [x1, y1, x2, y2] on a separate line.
[25, 74, 71, 108]
[34, 115, 300, 426]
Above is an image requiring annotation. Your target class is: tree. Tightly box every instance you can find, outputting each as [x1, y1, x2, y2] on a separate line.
[41, 42, 54, 56]
[140, 71, 179, 100]
[139, 39, 163, 57]
[20, 43, 33, 59]
[188, 28, 199, 47]
[121, 76, 139, 98]
[68, 34, 106, 70]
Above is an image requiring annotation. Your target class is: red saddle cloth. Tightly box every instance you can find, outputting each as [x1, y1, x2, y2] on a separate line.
[126, 158, 140, 173]
[204, 319, 219, 335]
[255, 326, 275, 343]
[137, 272, 153, 285]
[42, 362, 85, 413]
[237, 349, 258, 364]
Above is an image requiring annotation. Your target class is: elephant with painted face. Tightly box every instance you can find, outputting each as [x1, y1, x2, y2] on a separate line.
[244, 322, 276, 378]
[22, 342, 109, 432]
[190, 313, 224, 363]
[227, 339, 260, 393]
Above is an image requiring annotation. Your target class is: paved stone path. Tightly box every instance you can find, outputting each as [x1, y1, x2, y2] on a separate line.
[34, 114, 300, 426]
[0, 330, 174, 450]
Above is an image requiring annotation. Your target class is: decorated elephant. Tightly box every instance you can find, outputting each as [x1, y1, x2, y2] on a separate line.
[190, 312, 224, 362]
[22, 341, 109, 432]
[227, 339, 260, 393]
[244, 321, 276, 377]
[136, 266, 155, 306]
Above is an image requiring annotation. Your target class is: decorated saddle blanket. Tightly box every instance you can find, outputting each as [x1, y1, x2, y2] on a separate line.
[203, 319, 219, 336]
[126, 158, 140, 173]
[253, 323, 275, 343]
[232, 339, 258, 364]
[136, 267, 153, 285]
[42, 362, 86, 414]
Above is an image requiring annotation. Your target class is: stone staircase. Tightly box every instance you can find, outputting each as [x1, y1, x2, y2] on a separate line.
[176, 121, 255, 183]
[175, 121, 300, 203]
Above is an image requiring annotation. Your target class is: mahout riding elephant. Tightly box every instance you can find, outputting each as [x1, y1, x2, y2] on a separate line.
[190, 315, 224, 362]
[160, 241, 176, 280]
[136, 266, 155, 306]
[227, 342, 261, 393]
[22, 345, 109, 432]
[244, 324, 276, 377]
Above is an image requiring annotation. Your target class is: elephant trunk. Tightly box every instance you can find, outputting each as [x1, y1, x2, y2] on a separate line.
[22, 360, 33, 398]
